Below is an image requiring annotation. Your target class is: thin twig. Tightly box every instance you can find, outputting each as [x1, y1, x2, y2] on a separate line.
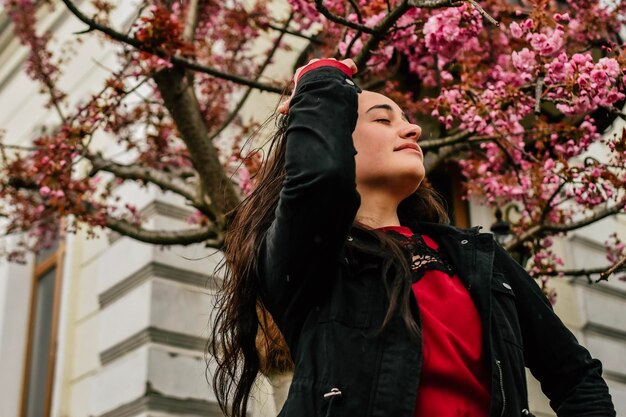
[466, 0, 500, 27]
[209, 13, 294, 141]
[0, 143, 37, 152]
[266, 23, 323, 44]
[354, 1, 412, 68]
[534, 77, 543, 114]
[419, 130, 472, 151]
[183, 0, 200, 41]
[314, 0, 376, 34]
[60, 0, 283, 94]
[506, 198, 626, 252]
[598, 254, 626, 282]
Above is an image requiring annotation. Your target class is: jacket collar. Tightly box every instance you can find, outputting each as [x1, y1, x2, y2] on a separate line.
[348, 221, 484, 243]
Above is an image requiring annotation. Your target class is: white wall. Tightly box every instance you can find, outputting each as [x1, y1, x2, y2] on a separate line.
[0, 243, 33, 417]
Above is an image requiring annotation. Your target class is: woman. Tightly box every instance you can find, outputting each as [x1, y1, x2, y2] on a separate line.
[210, 58, 615, 417]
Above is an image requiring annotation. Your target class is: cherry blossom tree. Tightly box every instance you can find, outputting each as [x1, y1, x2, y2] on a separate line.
[1, 0, 626, 292]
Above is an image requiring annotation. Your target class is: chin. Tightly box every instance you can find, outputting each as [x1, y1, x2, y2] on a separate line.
[395, 169, 424, 196]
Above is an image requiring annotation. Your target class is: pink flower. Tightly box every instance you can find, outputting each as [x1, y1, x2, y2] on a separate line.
[544, 53, 623, 115]
[423, 4, 483, 60]
[509, 22, 523, 38]
[527, 27, 565, 56]
[554, 13, 570, 22]
[39, 186, 50, 197]
[511, 48, 537, 73]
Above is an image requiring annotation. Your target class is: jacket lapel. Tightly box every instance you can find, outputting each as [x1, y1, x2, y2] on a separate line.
[417, 222, 495, 357]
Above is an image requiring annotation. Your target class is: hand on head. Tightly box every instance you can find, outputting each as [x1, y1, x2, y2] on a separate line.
[278, 58, 358, 115]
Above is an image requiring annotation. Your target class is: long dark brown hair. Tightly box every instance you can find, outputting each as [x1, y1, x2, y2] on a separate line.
[209, 113, 450, 417]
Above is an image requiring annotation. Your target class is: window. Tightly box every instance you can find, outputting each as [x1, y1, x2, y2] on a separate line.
[20, 232, 64, 417]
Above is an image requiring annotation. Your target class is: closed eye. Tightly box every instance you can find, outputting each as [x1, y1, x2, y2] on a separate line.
[375, 118, 391, 124]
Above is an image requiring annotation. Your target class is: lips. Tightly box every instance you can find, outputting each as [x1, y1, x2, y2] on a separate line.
[394, 143, 422, 155]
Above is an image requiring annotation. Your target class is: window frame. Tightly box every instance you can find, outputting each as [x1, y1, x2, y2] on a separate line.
[19, 238, 65, 417]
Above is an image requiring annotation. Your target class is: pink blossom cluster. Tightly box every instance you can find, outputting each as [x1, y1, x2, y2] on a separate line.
[527, 27, 565, 57]
[287, 0, 345, 30]
[565, 164, 616, 207]
[338, 7, 442, 83]
[605, 131, 626, 167]
[544, 53, 624, 116]
[195, 1, 266, 61]
[457, 140, 535, 205]
[539, 159, 564, 201]
[510, 17, 564, 57]
[605, 233, 626, 267]
[186, 210, 209, 226]
[338, 12, 393, 72]
[511, 48, 537, 76]
[564, 0, 623, 44]
[3, 0, 66, 107]
[392, 8, 443, 88]
[528, 236, 564, 283]
[508, 19, 533, 39]
[423, 4, 483, 61]
[551, 118, 600, 159]
[432, 67, 534, 137]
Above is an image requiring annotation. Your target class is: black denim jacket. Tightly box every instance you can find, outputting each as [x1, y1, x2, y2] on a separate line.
[256, 66, 615, 417]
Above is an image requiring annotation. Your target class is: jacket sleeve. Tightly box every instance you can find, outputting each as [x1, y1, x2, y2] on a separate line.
[493, 244, 615, 417]
[256, 67, 361, 330]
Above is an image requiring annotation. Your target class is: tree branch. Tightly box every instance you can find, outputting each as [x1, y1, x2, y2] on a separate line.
[183, 0, 200, 41]
[536, 254, 626, 282]
[538, 181, 566, 225]
[541, 266, 607, 277]
[534, 77, 544, 114]
[153, 65, 241, 227]
[0, 143, 37, 152]
[87, 153, 203, 209]
[106, 216, 222, 246]
[267, 23, 323, 44]
[506, 198, 626, 251]
[209, 13, 294, 141]
[423, 142, 470, 173]
[354, 1, 412, 69]
[408, 0, 462, 7]
[352, 0, 463, 69]
[59, 0, 283, 94]
[419, 130, 471, 151]
[314, 0, 376, 34]
[598, 254, 626, 282]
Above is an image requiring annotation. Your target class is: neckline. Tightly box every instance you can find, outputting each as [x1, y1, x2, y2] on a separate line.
[377, 225, 414, 237]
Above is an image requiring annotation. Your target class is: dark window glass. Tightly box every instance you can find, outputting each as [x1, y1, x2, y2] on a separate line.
[24, 267, 56, 417]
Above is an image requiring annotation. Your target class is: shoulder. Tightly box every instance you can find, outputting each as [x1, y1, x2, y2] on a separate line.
[416, 221, 485, 241]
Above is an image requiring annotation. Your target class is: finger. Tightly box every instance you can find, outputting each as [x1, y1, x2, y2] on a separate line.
[341, 58, 358, 74]
[278, 100, 289, 115]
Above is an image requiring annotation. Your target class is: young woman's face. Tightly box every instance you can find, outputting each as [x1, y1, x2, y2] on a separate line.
[353, 91, 425, 197]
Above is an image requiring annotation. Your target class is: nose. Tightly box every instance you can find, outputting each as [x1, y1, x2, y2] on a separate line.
[400, 122, 422, 142]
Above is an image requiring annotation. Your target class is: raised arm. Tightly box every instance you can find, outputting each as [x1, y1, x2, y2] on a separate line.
[256, 61, 361, 336]
[493, 244, 615, 416]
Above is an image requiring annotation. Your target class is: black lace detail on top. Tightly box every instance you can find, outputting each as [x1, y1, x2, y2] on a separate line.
[387, 230, 455, 282]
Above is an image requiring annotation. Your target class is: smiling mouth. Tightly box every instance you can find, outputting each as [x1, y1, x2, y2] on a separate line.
[396, 147, 422, 156]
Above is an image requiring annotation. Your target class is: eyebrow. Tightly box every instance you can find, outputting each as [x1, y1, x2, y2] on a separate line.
[366, 104, 409, 122]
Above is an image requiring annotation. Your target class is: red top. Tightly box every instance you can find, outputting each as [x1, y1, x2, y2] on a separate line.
[377, 225, 491, 417]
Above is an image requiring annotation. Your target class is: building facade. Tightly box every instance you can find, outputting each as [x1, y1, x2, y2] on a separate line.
[0, 2, 625, 417]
